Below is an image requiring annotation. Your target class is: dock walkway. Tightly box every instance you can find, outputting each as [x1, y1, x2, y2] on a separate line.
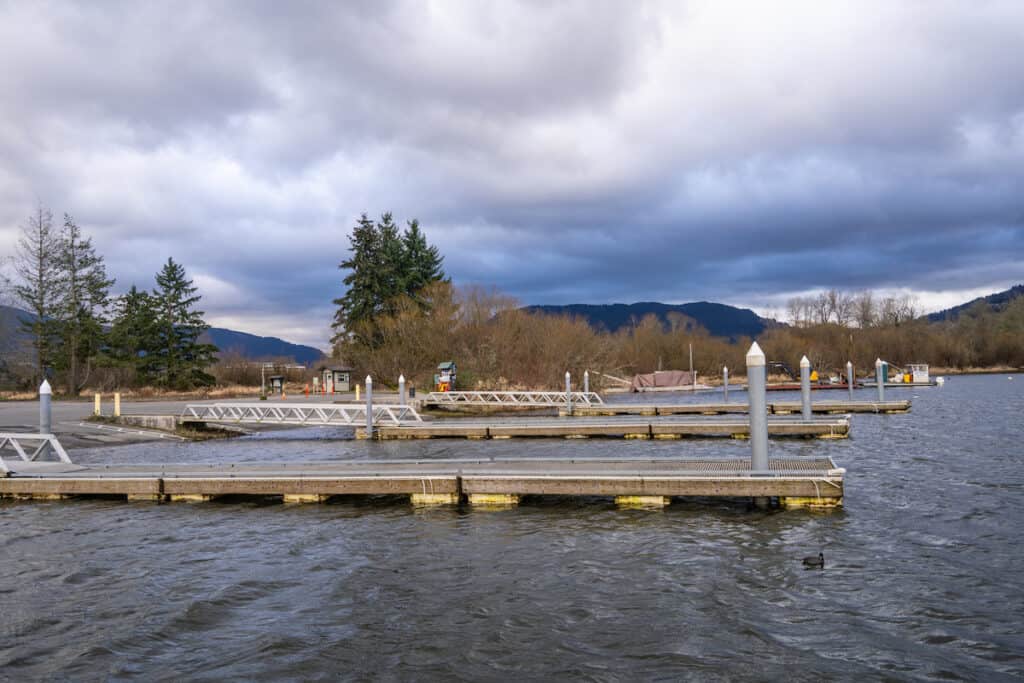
[356, 415, 850, 440]
[0, 457, 844, 508]
[566, 400, 909, 417]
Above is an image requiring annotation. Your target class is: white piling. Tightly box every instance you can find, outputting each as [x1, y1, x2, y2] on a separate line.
[399, 374, 406, 406]
[723, 366, 729, 402]
[800, 355, 812, 420]
[584, 370, 589, 396]
[39, 380, 52, 457]
[94, 393, 101, 417]
[746, 342, 769, 473]
[565, 371, 573, 416]
[846, 361, 854, 401]
[114, 392, 121, 417]
[875, 358, 885, 402]
[365, 375, 374, 439]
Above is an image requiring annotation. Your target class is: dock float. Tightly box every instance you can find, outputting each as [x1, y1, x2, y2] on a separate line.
[355, 415, 850, 440]
[565, 400, 910, 417]
[0, 458, 844, 508]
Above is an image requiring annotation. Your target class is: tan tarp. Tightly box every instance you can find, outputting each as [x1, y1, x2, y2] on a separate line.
[630, 370, 697, 392]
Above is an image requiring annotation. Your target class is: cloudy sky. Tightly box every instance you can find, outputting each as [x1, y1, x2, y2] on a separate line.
[1, 1, 1022, 348]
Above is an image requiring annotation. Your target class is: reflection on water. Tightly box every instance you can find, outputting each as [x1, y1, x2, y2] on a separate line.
[2, 375, 1022, 679]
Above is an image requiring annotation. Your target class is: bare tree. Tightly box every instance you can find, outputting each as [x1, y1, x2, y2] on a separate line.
[854, 290, 876, 327]
[12, 202, 63, 383]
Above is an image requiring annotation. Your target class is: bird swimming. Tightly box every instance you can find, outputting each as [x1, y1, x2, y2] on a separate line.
[802, 552, 825, 568]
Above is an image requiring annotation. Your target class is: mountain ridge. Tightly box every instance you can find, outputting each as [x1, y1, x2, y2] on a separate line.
[524, 301, 774, 339]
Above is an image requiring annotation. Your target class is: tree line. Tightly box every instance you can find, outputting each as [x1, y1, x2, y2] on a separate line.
[2, 203, 217, 393]
[331, 215, 1024, 389]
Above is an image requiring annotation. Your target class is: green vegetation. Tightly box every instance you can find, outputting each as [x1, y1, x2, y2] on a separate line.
[7, 204, 218, 393]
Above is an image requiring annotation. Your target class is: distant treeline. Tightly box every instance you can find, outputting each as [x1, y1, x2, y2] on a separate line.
[337, 281, 1024, 390]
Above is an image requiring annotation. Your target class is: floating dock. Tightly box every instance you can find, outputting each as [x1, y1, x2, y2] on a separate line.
[355, 415, 850, 440]
[565, 400, 909, 417]
[0, 457, 844, 508]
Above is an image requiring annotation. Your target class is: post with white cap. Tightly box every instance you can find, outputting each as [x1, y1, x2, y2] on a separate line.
[875, 359, 885, 402]
[723, 366, 729, 402]
[800, 355, 812, 421]
[398, 374, 406, 406]
[565, 371, 573, 416]
[583, 370, 590, 396]
[365, 375, 374, 440]
[846, 361, 854, 401]
[39, 380, 52, 457]
[746, 342, 769, 474]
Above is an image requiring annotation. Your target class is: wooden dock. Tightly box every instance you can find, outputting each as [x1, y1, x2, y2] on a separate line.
[0, 457, 844, 508]
[564, 400, 910, 417]
[355, 415, 850, 440]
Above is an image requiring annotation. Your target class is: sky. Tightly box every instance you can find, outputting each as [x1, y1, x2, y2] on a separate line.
[1, 1, 1022, 349]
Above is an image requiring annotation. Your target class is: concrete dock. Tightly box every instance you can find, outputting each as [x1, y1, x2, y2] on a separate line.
[564, 400, 910, 417]
[355, 415, 850, 440]
[0, 457, 844, 508]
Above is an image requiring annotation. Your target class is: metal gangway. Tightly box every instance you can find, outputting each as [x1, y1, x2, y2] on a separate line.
[423, 391, 604, 407]
[0, 433, 73, 475]
[181, 402, 423, 427]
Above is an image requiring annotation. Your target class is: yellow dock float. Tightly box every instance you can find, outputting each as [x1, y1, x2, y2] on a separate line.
[357, 415, 850, 440]
[0, 457, 844, 508]
[564, 400, 909, 417]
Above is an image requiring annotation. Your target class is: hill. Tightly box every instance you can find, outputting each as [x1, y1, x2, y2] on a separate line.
[524, 301, 773, 339]
[927, 284, 1024, 322]
[200, 327, 325, 365]
[0, 304, 324, 366]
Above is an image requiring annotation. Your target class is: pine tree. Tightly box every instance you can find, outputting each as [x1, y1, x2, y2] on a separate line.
[152, 258, 218, 389]
[331, 213, 446, 351]
[106, 285, 160, 383]
[12, 202, 62, 384]
[55, 214, 115, 393]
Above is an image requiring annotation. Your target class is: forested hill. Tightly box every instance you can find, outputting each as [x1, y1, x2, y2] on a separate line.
[200, 328, 325, 365]
[524, 301, 773, 339]
[927, 284, 1024, 322]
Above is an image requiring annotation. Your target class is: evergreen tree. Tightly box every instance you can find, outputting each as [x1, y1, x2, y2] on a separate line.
[330, 212, 446, 350]
[151, 258, 218, 389]
[55, 214, 115, 393]
[106, 285, 161, 383]
[12, 202, 62, 383]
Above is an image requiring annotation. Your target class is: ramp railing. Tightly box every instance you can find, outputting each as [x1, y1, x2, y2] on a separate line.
[181, 403, 423, 426]
[424, 391, 604, 407]
[0, 433, 73, 474]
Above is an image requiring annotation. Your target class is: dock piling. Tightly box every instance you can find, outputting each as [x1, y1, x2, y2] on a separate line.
[800, 355, 812, 420]
[365, 375, 374, 440]
[847, 361, 854, 401]
[746, 342, 769, 473]
[875, 359, 885, 402]
[565, 371, 573, 416]
[94, 393, 101, 416]
[399, 374, 406, 406]
[723, 366, 729, 401]
[584, 370, 589, 395]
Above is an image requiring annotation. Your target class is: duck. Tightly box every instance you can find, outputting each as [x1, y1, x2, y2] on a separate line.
[802, 552, 824, 569]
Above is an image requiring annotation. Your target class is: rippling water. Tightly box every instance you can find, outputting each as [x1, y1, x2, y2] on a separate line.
[2, 375, 1022, 680]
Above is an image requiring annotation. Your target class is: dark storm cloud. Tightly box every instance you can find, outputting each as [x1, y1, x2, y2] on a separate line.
[1, 1, 1022, 346]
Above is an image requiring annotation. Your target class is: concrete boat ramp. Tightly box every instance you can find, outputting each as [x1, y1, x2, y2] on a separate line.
[0, 456, 844, 508]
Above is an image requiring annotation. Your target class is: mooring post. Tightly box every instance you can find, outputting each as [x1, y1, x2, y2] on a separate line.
[365, 375, 374, 440]
[723, 366, 729, 401]
[114, 392, 121, 417]
[583, 370, 589, 396]
[846, 361, 854, 401]
[747, 342, 769, 474]
[399, 374, 406, 406]
[565, 371, 573, 416]
[875, 358, 885, 402]
[39, 379, 52, 457]
[800, 355, 812, 420]
[94, 393, 101, 417]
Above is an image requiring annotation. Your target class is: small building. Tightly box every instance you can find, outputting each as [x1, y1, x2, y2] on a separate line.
[434, 361, 457, 392]
[320, 364, 353, 393]
[268, 375, 285, 395]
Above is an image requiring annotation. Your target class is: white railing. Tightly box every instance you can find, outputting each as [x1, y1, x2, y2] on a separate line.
[0, 433, 72, 474]
[424, 391, 604, 407]
[181, 403, 423, 426]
